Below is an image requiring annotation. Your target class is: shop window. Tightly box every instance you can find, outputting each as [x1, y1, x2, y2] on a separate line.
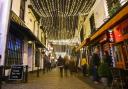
[114, 42, 128, 68]
[19, 0, 26, 20]
[5, 33, 23, 67]
[114, 45, 122, 62]
[89, 14, 96, 34]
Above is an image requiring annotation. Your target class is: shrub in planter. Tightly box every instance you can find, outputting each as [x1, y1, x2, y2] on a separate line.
[98, 63, 111, 86]
[98, 63, 111, 77]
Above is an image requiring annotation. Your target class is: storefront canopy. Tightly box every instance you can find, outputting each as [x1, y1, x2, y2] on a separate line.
[10, 11, 45, 48]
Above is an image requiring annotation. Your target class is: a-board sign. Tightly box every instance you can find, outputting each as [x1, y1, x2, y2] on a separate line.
[9, 65, 24, 80]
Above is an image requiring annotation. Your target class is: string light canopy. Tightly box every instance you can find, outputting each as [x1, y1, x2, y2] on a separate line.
[31, 0, 95, 40]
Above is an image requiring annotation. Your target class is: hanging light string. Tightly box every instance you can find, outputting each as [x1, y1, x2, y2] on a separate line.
[31, 0, 95, 40]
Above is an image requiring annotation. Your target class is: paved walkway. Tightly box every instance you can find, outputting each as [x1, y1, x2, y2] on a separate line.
[2, 68, 95, 89]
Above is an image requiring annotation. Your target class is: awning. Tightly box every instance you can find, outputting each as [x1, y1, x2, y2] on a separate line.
[10, 11, 45, 48]
[76, 2, 128, 51]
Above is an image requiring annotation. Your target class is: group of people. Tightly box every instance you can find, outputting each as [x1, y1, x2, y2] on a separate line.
[43, 53, 57, 73]
[90, 47, 113, 84]
[43, 47, 113, 86]
[79, 47, 113, 85]
[57, 55, 76, 77]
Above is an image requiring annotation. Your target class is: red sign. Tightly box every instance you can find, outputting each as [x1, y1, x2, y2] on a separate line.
[113, 18, 128, 42]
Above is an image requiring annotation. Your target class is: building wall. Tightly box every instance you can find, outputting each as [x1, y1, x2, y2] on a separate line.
[83, 20, 91, 38]
[11, 0, 21, 16]
[94, 0, 108, 29]
[25, 8, 35, 32]
[83, 0, 108, 38]
[23, 39, 28, 65]
[10, 0, 45, 71]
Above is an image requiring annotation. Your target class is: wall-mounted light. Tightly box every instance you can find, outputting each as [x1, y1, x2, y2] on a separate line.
[28, 41, 33, 44]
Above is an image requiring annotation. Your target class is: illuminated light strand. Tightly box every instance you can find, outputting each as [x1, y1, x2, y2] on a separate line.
[31, 0, 96, 40]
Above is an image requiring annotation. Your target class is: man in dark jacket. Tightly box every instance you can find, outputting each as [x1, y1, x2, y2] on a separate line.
[92, 47, 100, 84]
[57, 56, 64, 77]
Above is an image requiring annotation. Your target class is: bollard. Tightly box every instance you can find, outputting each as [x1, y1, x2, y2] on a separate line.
[0, 66, 3, 89]
[37, 67, 39, 77]
[24, 65, 28, 83]
[0, 78, 1, 89]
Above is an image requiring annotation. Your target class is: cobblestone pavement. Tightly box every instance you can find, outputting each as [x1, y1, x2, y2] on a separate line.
[2, 68, 95, 89]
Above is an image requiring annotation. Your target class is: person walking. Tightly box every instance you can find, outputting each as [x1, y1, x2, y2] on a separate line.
[69, 56, 76, 76]
[91, 47, 100, 84]
[81, 57, 87, 76]
[102, 50, 113, 86]
[57, 56, 64, 77]
[43, 53, 49, 73]
[64, 55, 69, 77]
[103, 51, 113, 67]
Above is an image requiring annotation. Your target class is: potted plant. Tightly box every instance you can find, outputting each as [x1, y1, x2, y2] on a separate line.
[98, 62, 111, 86]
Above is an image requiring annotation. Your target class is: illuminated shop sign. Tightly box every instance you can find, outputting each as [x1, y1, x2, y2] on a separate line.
[113, 18, 128, 42]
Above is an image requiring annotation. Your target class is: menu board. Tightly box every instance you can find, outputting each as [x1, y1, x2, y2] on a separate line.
[9, 65, 24, 80]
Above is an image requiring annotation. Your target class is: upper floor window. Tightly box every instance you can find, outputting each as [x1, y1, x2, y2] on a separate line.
[89, 14, 96, 34]
[80, 27, 84, 42]
[20, 0, 26, 20]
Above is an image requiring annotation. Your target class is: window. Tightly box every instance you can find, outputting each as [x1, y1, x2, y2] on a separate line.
[80, 27, 84, 42]
[19, 0, 26, 20]
[41, 32, 44, 44]
[5, 33, 23, 66]
[89, 14, 96, 34]
[113, 41, 128, 68]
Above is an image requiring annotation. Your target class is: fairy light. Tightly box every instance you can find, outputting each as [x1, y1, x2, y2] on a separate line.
[31, 0, 95, 40]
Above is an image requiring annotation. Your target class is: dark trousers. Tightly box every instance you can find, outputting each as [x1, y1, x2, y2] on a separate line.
[60, 67, 63, 77]
[82, 64, 87, 76]
[93, 66, 99, 81]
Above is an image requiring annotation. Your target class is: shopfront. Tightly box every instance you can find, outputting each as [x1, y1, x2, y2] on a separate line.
[113, 18, 128, 69]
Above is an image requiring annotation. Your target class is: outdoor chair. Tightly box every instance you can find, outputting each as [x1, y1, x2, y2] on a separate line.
[111, 68, 127, 89]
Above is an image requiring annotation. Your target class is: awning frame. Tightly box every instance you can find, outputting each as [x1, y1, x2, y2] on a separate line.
[10, 11, 45, 48]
